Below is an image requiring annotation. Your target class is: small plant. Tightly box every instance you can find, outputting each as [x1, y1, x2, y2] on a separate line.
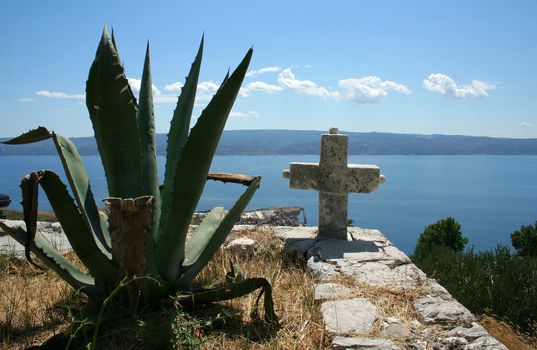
[0, 28, 277, 323]
[511, 221, 537, 257]
[413, 217, 468, 258]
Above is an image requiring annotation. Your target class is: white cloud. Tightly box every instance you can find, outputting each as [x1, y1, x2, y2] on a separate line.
[336, 76, 411, 103]
[520, 122, 535, 128]
[18, 98, 35, 103]
[230, 110, 260, 119]
[246, 81, 283, 93]
[423, 73, 496, 99]
[246, 66, 282, 77]
[277, 68, 333, 98]
[36, 90, 85, 100]
[276, 68, 409, 103]
[164, 81, 184, 92]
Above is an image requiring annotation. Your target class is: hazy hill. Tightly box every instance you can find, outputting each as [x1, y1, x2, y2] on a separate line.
[1, 130, 537, 156]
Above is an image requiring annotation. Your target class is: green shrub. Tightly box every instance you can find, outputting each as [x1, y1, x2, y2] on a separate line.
[414, 217, 468, 259]
[511, 221, 537, 257]
[413, 244, 537, 333]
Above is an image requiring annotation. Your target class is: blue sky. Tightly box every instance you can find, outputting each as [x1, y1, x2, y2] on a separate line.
[1, 0, 536, 138]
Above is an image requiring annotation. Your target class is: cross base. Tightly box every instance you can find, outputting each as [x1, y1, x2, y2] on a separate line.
[318, 192, 348, 240]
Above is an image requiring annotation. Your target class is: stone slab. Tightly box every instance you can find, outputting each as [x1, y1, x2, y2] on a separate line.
[332, 336, 400, 350]
[342, 261, 426, 290]
[224, 237, 257, 258]
[314, 282, 352, 301]
[413, 296, 475, 324]
[312, 239, 410, 264]
[321, 298, 378, 334]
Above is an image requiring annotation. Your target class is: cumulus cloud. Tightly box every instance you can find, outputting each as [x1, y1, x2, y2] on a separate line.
[336, 76, 411, 103]
[423, 73, 496, 99]
[164, 81, 184, 92]
[230, 110, 260, 119]
[277, 68, 333, 98]
[275, 68, 409, 103]
[246, 81, 283, 93]
[18, 98, 35, 103]
[36, 90, 85, 100]
[520, 122, 535, 128]
[246, 66, 282, 77]
[128, 78, 179, 104]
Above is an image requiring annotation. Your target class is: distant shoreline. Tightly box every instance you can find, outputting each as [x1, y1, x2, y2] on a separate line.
[2, 129, 537, 156]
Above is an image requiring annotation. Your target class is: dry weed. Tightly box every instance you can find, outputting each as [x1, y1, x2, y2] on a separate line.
[479, 315, 537, 350]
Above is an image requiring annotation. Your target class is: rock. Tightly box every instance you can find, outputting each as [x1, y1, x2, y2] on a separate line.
[448, 322, 489, 341]
[443, 336, 468, 347]
[224, 238, 257, 258]
[413, 296, 475, 324]
[273, 226, 317, 240]
[314, 282, 352, 301]
[332, 336, 400, 350]
[342, 261, 426, 289]
[307, 255, 340, 280]
[381, 317, 409, 338]
[347, 227, 389, 243]
[312, 239, 410, 264]
[465, 336, 508, 350]
[321, 298, 378, 334]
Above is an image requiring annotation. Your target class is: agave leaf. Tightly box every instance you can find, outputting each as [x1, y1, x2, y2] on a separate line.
[137, 43, 160, 278]
[86, 26, 143, 199]
[38, 170, 118, 284]
[20, 172, 42, 265]
[159, 36, 203, 236]
[1, 126, 52, 144]
[182, 207, 225, 265]
[0, 222, 101, 297]
[176, 277, 278, 324]
[177, 176, 260, 285]
[156, 48, 253, 282]
[52, 133, 111, 252]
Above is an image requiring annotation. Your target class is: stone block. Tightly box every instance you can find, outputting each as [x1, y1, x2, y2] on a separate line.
[413, 296, 475, 324]
[321, 298, 378, 334]
[314, 282, 352, 301]
[224, 237, 257, 258]
[331, 336, 400, 350]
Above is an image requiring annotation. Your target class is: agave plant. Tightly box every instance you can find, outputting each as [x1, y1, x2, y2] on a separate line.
[0, 28, 277, 322]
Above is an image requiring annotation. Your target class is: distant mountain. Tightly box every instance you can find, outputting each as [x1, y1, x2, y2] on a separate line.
[2, 130, 537, 156]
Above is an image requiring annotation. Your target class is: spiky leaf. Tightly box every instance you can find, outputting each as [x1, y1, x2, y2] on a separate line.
[155, 48, 253, 281]
[0, 222, 100, 297]
[38, 170, 118, 284]
[1, 126, 51, 144]
[178, 176, 260, 285]
[159, 36, 203, 236]
[86, 27, 142, 198]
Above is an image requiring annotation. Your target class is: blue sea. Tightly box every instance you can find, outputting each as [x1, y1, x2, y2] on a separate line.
[1, 155, 536, 254]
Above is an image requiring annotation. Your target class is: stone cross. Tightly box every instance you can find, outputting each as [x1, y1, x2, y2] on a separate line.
[283, 127, 385, 240]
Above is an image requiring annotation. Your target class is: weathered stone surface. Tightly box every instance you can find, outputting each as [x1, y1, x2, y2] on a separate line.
[314, 283, 352, 301]
[347, 227, 388, 243]
[342, 261, 426, 289]
[413, 296, 475, 324]
[465, 336, 508, 350]
[224, 237, 258, 258]
[332, 336, 400, 350]
[321, 298, 378, 334]
[272, 226, 317, 240]
[381, 317, 409, 338]
[312, 239, 410, 264]
[307, 255, 340, 280]
[0, 220, 70, 255]
[448, 322, 489, 340]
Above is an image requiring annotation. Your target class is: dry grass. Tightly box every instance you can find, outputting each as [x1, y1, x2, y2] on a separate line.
[0, 254, 79, 349]
[0, 227, 325, 349]
[479, 315, 537, 350]
[2, 226, 536, 349]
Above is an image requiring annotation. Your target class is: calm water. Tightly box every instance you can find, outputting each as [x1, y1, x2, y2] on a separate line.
[1, 155, 536, 254]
